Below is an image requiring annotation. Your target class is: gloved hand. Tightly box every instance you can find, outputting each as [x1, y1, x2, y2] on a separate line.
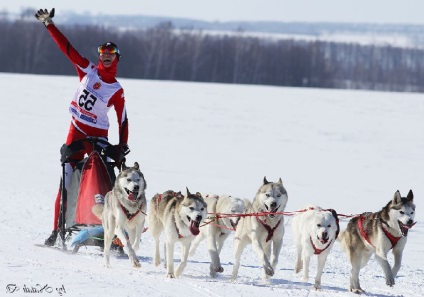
[119, 143, 130, 156]
[34, 8, 55, 26]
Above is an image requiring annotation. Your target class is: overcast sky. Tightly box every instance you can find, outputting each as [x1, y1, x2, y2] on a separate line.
[3, 0, 423, 24]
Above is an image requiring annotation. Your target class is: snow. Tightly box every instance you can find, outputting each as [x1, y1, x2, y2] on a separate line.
[1, 72, 423, 296]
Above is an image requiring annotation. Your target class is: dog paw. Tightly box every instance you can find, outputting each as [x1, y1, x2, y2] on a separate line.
[386, 279, 395, 287]
[210, 266, 223, 277]
[166, 273, 175, 278]
[314, 279, 322, 290]
[132, 259, 141, 268]
[350, 288, 365, 294]
[263, 264, 274, 276]
[216, 266, 224, 273]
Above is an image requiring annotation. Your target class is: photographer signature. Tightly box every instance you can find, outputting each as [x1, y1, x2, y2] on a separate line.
[6, 284, 66, 296]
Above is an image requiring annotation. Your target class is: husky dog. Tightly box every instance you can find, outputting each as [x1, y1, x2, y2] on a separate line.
[148, 188, 207, 278]
[339, 190, 416, 294]
[292, 206, 340, 290]
[92, 162, 147, 268]
[232, 177, 288, 280]
[189, 194, 246, 277]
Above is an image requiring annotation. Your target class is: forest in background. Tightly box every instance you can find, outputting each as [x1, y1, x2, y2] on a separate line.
[2, 20, 424, 92]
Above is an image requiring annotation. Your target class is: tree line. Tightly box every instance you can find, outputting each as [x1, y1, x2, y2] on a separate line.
[2, 20, 424, 92]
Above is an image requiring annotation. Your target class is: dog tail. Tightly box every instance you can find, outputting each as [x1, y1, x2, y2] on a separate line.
[337, 229, 347, 251]
[92, 204, 104, 220]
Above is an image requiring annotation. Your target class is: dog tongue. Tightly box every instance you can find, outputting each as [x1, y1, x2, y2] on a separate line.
[128, 193, 135, 201]
[190, 221, 200, 236]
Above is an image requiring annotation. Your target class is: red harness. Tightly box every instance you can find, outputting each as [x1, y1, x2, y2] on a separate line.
[310, 237, 333, 255]
[174, 222, 184, 239]
[381, 222, 401, 248]
[119, 201, 144, 221]
[256, 217, 281, 242]
[357, 215, 401, 249]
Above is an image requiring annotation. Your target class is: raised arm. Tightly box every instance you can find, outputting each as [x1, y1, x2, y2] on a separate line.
[35, 8, 90, 77]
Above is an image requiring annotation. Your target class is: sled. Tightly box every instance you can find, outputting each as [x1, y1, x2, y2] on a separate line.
[56, 137, 128, 252]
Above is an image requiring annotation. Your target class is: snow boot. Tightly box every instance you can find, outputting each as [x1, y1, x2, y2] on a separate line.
[44, 230, 58, 246]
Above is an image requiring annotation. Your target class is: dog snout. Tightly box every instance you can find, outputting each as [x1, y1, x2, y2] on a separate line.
[322, 231, 328, 239]
[407, 219, 414, 225]
[270, 201, 277, 209]
[133, 185, 140, 191]
[195, 215, 202, 222]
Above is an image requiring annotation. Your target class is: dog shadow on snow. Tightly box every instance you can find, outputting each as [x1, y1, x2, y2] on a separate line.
[138, 257, 400, 296]
[176, 259, 352, 293]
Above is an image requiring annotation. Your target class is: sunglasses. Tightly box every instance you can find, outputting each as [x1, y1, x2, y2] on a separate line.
[98, 45, 119, 55]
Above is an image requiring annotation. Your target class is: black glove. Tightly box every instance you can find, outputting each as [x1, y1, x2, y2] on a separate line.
[35, 8, 55, 26]
[119, 143, 130, 156]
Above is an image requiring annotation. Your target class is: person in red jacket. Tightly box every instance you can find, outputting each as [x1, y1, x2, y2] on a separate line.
[35, 8, 130, 246]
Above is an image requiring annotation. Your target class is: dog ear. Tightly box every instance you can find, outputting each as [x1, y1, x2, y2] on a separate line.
[407, 189, 414, 202]
[186, 187, 191, 197]
[278, 178, 283, 185]
[393, 190, 402, 204]
[263, 176, 269, 184]
[195, 192, 202, 198]
[133, 162, 139, 170]
[329, 209, 340, 239]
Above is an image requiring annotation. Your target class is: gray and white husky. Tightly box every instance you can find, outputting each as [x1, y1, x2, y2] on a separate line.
[148, 188, 207, 278]
[232, 177, 288, 280]
[292, 206, 340, 290]
[339, 190, 416, 294]
[92, 162, 147, 268]
[189, 194, 246, 277]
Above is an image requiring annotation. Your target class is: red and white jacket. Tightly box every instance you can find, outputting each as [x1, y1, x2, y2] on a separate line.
[46, 24, 128, 143]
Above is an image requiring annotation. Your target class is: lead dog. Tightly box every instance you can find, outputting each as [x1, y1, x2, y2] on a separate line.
[148, 188, 207, 278]
[92, 162, 147, 268]
[232, 177, 288, 280]
[189, 194, 246, 277]
[339, 190, 416, 294]
[292, 206, 340, 290]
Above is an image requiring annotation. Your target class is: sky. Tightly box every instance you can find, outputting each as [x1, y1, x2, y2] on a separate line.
[0, 73, 423, 296]
[2, 0, 424, 24]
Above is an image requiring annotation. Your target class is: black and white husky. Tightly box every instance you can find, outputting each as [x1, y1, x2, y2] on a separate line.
[231, 177, 288, 280]
[148, 188, 207, 278]
[92, 162, 147, 268]
[339, 190, 416, 294]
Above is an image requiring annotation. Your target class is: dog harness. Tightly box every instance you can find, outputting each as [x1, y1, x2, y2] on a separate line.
[174, 222, 184, 239]
[256, 217, 281, 242]
[309, 237, 333, 255]
[357, 215, 401, 249]
[119, 201, 144, 221]
[380, 221, 401, 248]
